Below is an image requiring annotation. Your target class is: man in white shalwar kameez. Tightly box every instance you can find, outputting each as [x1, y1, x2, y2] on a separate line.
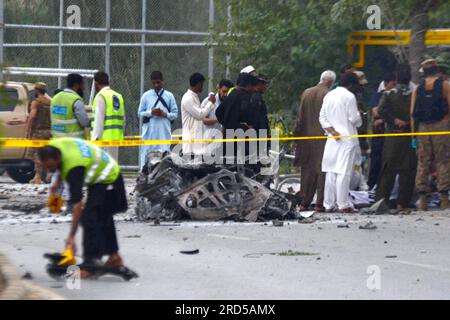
[181, 73, 216, 157]
[319, 72, 362, 212]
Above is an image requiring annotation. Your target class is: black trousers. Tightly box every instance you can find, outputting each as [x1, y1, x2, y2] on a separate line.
[81, 175, 128, 262]
[375, 165, 416, 208]
[368, 137, 384, 189]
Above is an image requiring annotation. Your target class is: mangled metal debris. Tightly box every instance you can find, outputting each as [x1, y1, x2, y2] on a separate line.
[135, 155, 294, 222]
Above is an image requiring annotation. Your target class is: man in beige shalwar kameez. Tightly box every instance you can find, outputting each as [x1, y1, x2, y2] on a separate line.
[294, 71, 336, 211]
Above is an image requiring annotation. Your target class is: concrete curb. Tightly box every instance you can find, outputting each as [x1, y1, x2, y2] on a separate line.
[0, 254, 63, 300]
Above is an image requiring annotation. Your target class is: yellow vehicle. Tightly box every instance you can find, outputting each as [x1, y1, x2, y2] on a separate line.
[0, 81, 41, 183]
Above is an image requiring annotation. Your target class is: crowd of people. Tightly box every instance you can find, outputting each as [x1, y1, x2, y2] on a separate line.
[25, 72, 125, 184]
[294, 59, 449, 213]
[19, 60, 449, 278]
[132, 60, 449, 213]
[25, 59, 449, 215]
[139, 67, 269, 166]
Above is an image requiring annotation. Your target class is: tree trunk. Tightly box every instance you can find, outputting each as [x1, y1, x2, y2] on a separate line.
[408, 0, 435, 83]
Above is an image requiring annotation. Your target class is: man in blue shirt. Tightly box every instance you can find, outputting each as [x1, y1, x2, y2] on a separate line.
[138, 71, 178, 168]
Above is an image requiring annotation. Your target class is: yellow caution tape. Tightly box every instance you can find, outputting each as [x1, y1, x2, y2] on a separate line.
[0, 131, 449, 148]
[125, 134, 182, 140]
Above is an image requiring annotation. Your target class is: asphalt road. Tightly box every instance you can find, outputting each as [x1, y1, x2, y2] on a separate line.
[1, 212, 450, 300]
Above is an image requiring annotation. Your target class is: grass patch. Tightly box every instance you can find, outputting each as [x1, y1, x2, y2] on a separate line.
[277, 250, 319, 256]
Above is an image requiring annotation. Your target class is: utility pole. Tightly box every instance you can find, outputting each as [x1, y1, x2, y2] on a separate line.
[105, 0, 111, 75]
[58, 0, 64, 88]
[208, 0, 215, 92]
[0, 0, 4, 81]
[225, 4, 232, 80]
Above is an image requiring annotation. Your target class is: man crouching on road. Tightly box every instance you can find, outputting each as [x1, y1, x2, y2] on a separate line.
[38, 137, 128, 278]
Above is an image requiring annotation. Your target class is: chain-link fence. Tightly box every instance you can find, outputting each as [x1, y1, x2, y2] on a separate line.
[1, 0, 222, 166]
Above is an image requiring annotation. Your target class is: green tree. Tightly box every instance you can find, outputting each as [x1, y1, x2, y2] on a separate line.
[212, 0, 450, 120]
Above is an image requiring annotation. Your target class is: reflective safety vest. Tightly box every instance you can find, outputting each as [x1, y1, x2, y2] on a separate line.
[91, 88, 125, 141]
[51, 91, 85, 139]
[49, 138, 120, 186]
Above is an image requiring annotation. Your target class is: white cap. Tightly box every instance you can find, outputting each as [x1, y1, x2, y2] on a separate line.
[354, 71, 368, 85]
[419, 58, 437, 73]
[240, 65, 256, 74]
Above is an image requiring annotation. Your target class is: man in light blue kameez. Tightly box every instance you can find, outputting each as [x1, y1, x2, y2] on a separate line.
[138, 71, 178, 169]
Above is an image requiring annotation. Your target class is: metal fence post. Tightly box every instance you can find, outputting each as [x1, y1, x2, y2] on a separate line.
[138, 0, 147, 170]
[0, 0, 4, 81]
[208, 0, 215, 92]
[105, 0, 111, 75]
[225, 4, 232, 80]
[57, 0, 64, 88]
[140, 0, 147, 97]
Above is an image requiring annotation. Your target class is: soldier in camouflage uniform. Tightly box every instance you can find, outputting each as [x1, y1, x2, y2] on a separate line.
[376, 65, 417, 212]
[25, 83, 52, 184]
[411, 60, 450, 210]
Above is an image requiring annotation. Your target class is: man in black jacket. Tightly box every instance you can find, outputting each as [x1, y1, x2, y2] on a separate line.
[216, 73, 258, 161]
[249, 77, 270, 133]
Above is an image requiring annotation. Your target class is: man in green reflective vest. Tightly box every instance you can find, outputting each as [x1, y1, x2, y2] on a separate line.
[51, 73, 90, 139]
[91, 71, 125, 160]
[38, 138, 129, 278]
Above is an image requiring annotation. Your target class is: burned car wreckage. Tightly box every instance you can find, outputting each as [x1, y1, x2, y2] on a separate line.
[135, 155, 298, 222]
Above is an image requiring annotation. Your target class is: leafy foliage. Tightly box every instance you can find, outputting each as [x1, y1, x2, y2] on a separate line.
[212, 0, 450, 124]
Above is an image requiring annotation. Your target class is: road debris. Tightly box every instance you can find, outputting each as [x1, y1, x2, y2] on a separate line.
[360, 199, 390, 215]
[2, 201, 46, 213]
[180, 249, 200, 255]
[359, 221, 377, 230]
[298, 217, 316, 224]
[272, 219, 284, 227]
[135, 155, 294, 222]
[149, 223, 181, 227]
[244, 250, 319, 258]
[22, 272, 33, 280]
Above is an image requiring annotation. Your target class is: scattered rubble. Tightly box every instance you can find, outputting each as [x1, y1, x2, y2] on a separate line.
[180, 249, 200, 255]
[272, 219, 284, 227]
[360, 199, 390, 215]
[2, 201, 46, 213]
[21, 272, 33, 280]
[244, 250, 319, 258]
[359, 221, 377, 230]
[135, 156, 294, 222]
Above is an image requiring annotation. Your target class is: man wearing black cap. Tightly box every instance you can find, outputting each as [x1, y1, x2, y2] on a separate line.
[216, 73, 258, 131]
[216, 73, 259, 160]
